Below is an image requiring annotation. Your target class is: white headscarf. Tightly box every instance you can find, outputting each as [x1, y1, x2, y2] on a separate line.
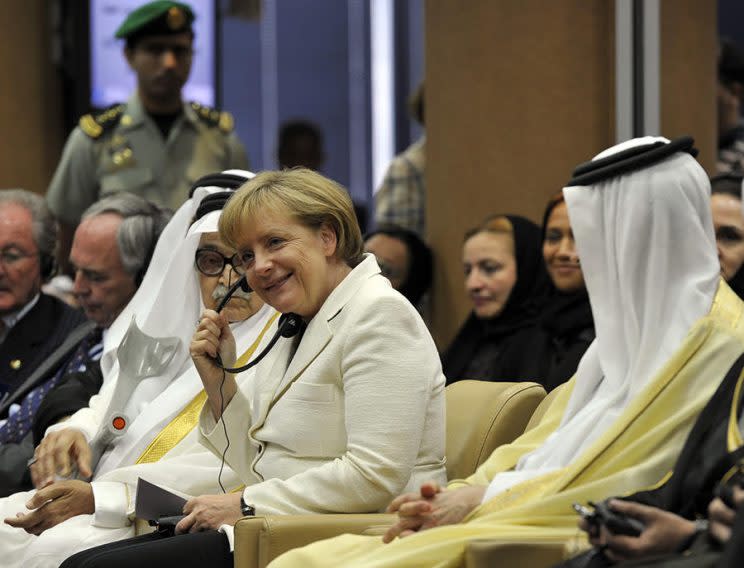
[47, 171, 260, 449]
[483, 137, 720, 501]
[101, 172, 254, 375]
[98, 171, 255, 416]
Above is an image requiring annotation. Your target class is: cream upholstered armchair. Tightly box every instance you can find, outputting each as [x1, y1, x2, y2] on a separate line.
[233, 380, 547, 568]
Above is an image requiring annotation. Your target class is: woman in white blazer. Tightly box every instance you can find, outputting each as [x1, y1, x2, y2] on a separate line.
[63, 168, 446, 568]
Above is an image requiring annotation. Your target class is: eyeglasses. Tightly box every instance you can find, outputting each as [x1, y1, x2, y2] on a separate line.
[0, 249, 37, 267]
[194, 248, 245, 277]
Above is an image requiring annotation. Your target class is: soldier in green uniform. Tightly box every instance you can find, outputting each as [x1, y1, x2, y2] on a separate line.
[46, 0, 249, 271]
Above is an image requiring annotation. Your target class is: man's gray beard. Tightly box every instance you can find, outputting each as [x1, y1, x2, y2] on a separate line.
[212, 283, 252, 303]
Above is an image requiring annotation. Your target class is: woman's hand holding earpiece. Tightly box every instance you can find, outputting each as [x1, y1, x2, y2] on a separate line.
[190, 309, 238, 420]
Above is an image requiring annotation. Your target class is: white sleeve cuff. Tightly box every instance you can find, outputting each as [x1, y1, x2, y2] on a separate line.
[91, 480, 133, 528]
[219, 524, 236, 552]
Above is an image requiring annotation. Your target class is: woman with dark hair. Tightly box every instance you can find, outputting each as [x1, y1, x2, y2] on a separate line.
[364, 225, 433, 307]
[441, 215, 550, 385]
[532, 192, 595, 391]
[711, 172, 744, 299]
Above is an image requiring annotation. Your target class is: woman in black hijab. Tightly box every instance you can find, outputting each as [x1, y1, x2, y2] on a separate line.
[532, 192, 594, 391]
[710, 172, 744, 300]
[442, 215, 550, 385]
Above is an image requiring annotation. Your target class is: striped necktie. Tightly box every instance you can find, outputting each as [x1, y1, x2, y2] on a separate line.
[0, 327, 103, 444]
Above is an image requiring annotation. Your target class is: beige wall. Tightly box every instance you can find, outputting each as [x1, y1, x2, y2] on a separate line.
[660, 0, 717, 173]
[425, 1, 615, 348]
[425, 0, 717, 348]
[0, 1, 64, 195]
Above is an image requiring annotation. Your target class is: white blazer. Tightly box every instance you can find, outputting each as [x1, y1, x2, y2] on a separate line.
[199, 254, 446, 517]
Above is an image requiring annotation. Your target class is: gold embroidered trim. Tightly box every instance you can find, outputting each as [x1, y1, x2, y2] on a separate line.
[135, 312, 280, 464]
[727, 365, 744, 452]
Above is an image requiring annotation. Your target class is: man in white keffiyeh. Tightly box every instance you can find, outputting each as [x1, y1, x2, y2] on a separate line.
[268, 136, 744, 568]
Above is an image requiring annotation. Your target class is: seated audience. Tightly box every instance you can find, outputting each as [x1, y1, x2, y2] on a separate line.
[64, 168, 446, 567]
[0, 193, 169, 496]
[710, 172, 744, 299]
[0, 190, 86, 408]
[441, 215, 549, 384]
[364, 224, 433, 307]
[263, 136, 744, 568]
[531, 192, 594, 391]
[0, 173, 278, 567]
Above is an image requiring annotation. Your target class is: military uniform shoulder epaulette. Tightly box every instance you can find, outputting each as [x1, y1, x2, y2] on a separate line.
[190, 101, 235, 134]
[79, 103, 126, 139]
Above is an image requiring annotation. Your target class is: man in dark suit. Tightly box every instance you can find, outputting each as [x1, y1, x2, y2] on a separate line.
[0, 193, 171, 495]
[0, 190, 86, 402]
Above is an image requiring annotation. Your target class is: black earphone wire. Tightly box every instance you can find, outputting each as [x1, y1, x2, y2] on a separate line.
[217, 366, 229, 493]
[213, 274, 245, 494]
[211, 273, 303, 494]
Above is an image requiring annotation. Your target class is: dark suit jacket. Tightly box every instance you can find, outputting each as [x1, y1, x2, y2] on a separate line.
[0, 293, 86, 396]
[33, 361, 103, 445]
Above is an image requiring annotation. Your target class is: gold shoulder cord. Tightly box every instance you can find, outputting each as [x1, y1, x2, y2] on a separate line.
[135, 312, 281, 464]
[727, 366, 744, 452]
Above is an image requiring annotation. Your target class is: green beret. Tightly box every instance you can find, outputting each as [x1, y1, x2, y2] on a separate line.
[115, 1, 195, 40]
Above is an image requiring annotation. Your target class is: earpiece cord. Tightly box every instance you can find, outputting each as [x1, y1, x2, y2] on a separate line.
[213, 276, 244, 494]
[217, 366, 229, 494]
[214, 274, 256, 495]
[212, 272, 301, 497]
[215, 276, 246, 313]
[217, 330, 283, 373]
[214, 322, 289, 495]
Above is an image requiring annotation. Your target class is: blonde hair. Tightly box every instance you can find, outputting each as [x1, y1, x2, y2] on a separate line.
[219, 168, 364, 266]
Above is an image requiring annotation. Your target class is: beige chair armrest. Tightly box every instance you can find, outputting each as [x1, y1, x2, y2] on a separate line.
[446, 381, 546, 480]
[234, 513, 396, 568]
[465, 539, 568, 568]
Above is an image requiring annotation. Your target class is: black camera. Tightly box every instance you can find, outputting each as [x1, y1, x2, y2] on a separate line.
[573, 500, 645, 537]
[147, 514, 186, 536]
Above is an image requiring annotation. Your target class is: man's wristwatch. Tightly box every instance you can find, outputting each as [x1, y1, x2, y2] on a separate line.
[240, 495, 255, 517]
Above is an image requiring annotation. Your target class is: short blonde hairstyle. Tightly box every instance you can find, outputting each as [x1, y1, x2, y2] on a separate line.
[219, 168, 364, 266]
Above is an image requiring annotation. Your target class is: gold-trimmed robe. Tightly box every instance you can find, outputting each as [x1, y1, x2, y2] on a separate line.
[271, 282, 744, 567]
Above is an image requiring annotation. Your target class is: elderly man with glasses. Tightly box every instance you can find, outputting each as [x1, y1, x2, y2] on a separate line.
[0, 190, 86, 408]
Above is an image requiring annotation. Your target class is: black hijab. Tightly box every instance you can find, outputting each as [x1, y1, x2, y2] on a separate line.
[534, 195, 595, 390]
[538, 194, 594, 338]
[442, 215, 550, 382]
[364, 225, 433, 306]
[727, 265, 744, 300]
[711, 172, 744, 301]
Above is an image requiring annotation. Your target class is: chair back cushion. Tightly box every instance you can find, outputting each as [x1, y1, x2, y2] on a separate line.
[445, 380, 545, 480]
[523, 383, 565, 432]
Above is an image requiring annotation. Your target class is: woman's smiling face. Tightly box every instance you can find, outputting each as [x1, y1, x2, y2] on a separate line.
[543, 201, 584, 293]
[235, 208, 338, 319]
